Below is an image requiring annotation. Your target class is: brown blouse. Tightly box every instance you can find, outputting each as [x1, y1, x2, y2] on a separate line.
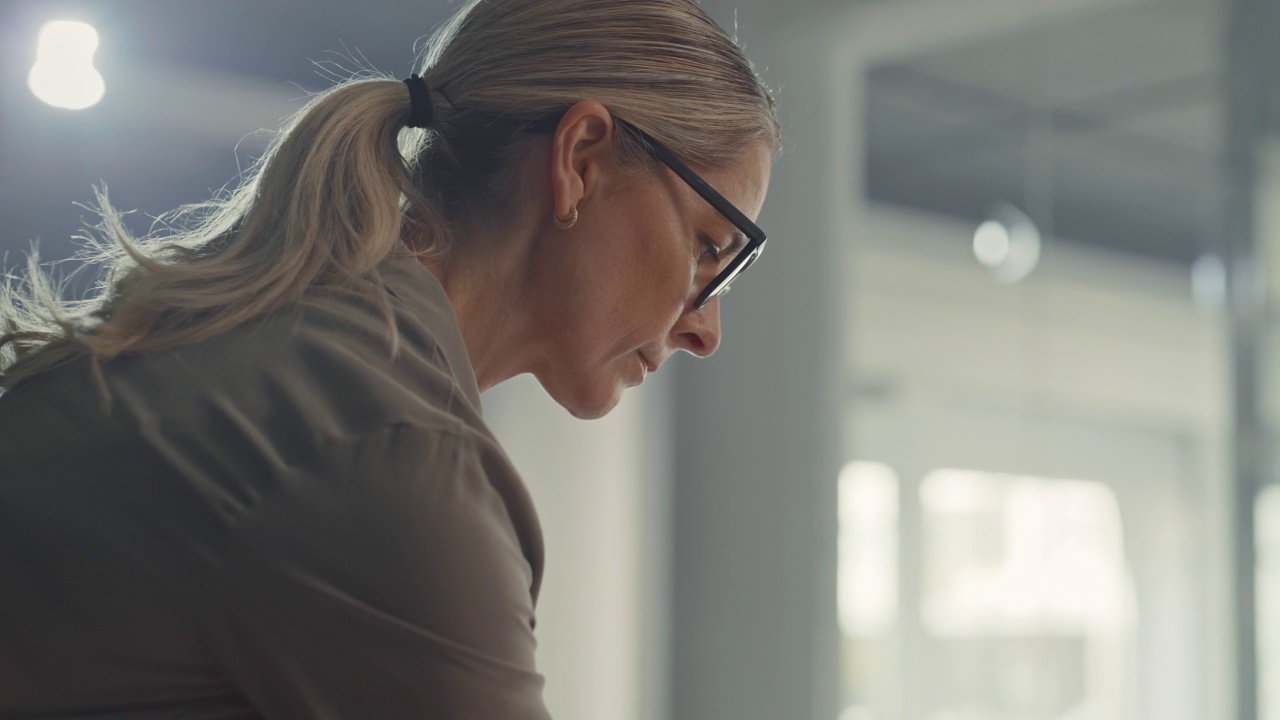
[0, 253, 551, 719]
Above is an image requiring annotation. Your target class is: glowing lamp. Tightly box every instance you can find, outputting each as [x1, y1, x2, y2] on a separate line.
[28, 21, 105, 110]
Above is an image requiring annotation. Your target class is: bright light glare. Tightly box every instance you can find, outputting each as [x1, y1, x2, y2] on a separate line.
[920, 468, 1128, 636]
[838, 461, 899, 638]
[973, 220, 1011, 268]
[28, 21, 105, 110]
[977, 203, 1041, 284]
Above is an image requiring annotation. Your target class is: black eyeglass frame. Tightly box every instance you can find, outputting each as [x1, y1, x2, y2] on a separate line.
[621, 123, 768, 310]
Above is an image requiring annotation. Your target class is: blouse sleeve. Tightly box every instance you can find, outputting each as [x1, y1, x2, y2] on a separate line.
[194, 423, 551, 719]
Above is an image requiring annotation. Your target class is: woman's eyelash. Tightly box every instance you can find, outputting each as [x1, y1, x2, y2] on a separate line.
[700, 237, 722, 261]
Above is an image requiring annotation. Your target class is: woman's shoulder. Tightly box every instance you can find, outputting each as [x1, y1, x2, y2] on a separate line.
[0, 260, 482, 469]
[138, 270, 479, 442]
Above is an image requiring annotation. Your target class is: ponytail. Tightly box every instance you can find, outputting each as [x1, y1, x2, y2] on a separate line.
[0, 77, 433, 392]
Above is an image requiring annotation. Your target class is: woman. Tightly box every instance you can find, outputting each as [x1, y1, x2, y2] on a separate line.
[0, 0, 778, 717]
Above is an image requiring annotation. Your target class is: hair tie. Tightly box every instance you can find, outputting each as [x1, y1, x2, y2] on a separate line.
[403, 74, 434, 128]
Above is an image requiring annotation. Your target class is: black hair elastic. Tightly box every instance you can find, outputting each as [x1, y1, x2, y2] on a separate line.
[403, 74, 434, 128]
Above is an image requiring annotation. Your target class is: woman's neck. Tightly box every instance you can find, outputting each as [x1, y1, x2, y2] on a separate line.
[415, 227, 541, 393]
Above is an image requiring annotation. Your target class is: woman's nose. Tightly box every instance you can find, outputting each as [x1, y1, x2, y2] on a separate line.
[672, 297, 722, 358]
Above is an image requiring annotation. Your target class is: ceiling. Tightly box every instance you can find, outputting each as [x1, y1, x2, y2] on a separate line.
[0, 0, 1229, 287]
[865, 0, 1225, 267]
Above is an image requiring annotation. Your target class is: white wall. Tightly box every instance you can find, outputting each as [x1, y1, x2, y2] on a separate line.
[482, 372, 672, 720]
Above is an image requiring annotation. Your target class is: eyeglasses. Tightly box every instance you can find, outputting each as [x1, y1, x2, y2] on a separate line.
[622, 122, 768, 310]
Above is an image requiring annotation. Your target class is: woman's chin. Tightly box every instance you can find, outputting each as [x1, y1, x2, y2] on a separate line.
[562, 387, 624, 420]
[537, 373, 625, 420]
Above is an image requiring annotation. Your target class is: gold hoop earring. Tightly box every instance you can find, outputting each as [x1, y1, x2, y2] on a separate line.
[553, 206, 578, 230]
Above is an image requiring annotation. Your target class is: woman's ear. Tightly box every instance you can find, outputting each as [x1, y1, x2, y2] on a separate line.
[548, 100, 616, 223]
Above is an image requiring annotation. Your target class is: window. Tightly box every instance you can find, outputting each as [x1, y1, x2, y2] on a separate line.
[839, 465, 1134, 720]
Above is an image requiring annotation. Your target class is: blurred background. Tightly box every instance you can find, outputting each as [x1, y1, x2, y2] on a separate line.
[3, 0, 1279, 719]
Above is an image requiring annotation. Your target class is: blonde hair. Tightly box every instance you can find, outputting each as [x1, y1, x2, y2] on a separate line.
[0, 0, 779, 394]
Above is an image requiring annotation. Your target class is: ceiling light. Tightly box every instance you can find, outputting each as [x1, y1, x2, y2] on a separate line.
[974, 202, 1040, 284]
[973, 220, 1011, 268]
[28, 21, 105, 110]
